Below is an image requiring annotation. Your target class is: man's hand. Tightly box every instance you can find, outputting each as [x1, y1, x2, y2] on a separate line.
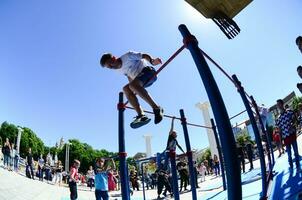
[151, 58, 162, 66]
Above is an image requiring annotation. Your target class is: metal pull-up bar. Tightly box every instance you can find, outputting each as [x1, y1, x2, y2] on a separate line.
[229, 109, 247, 120]
[124, 105, 212, 129]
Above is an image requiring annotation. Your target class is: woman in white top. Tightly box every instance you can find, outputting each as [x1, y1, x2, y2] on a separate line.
[10, 143, 16, 171]
[86, 166, 95, 191]
[198, 163, 207, 182]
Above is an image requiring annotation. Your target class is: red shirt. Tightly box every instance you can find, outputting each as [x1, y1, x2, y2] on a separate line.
[69, 166, 78, 183]
[273, 130, 281, 143]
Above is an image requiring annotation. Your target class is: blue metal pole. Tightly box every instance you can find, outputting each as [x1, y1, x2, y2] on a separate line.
[210, 118, 227, 191]
[169, 150, 180, 200]
[251, 96, 275, 167]
[118, 92, 130, 200]
[180, 109, 197, 200]
[232, 75, 267, 199]
[178, 24, 241, 200]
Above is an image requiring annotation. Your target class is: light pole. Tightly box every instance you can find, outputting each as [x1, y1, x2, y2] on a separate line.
[65, 142, 71, 172]
[16, 127, 23, 155]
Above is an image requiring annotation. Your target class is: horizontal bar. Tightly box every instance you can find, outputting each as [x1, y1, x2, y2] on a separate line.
[124, 105, 212, 129]
[229, 110, 246, 120]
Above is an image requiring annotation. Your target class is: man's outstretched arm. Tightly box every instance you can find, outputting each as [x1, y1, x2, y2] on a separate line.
[142, 54, 162, 66]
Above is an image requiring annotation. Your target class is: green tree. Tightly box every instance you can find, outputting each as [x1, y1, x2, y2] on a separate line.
[236, 129, 253, 146]
[197, 148, 211, 163]
[292, 96, 302, 112]
[0, 121, 18, 145]
[19, 127, 44, 158]
[57, 139, 116, 173]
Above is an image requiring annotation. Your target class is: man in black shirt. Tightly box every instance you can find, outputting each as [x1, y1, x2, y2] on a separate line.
[245, 142, 254, 171]
[156, 164, 172, 198]
[237, 145, 245, 173]
[26, 148, 34, 179]
[177, 159, 189, 192]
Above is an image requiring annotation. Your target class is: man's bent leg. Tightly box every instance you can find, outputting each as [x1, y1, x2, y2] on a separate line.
[123, 84, 143, 115]
[129, 79, 158, 109]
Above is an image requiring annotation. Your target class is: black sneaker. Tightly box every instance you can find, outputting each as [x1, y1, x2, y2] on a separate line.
[130, 115, 151, 129]
[153, 107, 163, 124]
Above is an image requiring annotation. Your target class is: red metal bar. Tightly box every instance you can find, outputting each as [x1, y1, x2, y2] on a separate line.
[199, 48, 254, 106]
[124, 45, 185, 106]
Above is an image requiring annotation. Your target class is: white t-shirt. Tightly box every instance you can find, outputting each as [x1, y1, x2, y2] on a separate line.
[118, 51, 147, 80]
[259, 106, 268, 117]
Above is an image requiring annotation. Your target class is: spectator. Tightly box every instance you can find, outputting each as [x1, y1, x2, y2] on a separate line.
[38, 154, 44, 181]
[177, 159, 189, 192]
[163, 169, 173, 197]
[10, 143, 16, 171]
[213, 155, 220, 176]
[150, 172, 157, 189]
[44, 156, 52, 183]
[69, 159, 80, 200]
[258, 104, 269, 129]
[113, 170, 120, 191]
[237, 144, 245, 173]
[94, 158, 116, 200]
[25, 148, 34, 179]
[272, 127, 285, 157]
[197, 162, 207, 182]
[296, 36, 302, 53]
[143, 172, 152, 190]
[208, 157, 214, 175]
[108, 169, 116, 192]
[162, 117, 185, 170]
[3, 138, 11, 170]
[245, 142, 254, 171]
[13, 145, 19, 172]
[276, 99, 300, 171]
[203, 160, 209, 176]
[54, 160, 63, 186]
[156, 163, 172, 199]
[87, 165, 95, 191]
[130, 170, 139, 191]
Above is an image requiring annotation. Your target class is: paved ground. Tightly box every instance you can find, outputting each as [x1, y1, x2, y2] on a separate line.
[0, 162, 262, 200]
[1, 135, 302, 200]
[0, 165, 224, 200]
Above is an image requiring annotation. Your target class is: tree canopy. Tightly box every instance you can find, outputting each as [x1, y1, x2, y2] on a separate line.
[0, 121, 123, 173]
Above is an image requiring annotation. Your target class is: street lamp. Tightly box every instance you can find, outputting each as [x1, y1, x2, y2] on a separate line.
[65, 142, 72, 172]
[16, 127, 23, 155]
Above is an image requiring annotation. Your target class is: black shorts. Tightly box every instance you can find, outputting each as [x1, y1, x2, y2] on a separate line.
[136, 66, 157, 88]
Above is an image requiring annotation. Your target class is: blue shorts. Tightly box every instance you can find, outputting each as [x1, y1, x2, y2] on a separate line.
[136, 66, 157, 88]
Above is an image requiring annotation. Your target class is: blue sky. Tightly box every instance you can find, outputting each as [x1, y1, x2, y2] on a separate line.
[0, 0, 301, 156]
